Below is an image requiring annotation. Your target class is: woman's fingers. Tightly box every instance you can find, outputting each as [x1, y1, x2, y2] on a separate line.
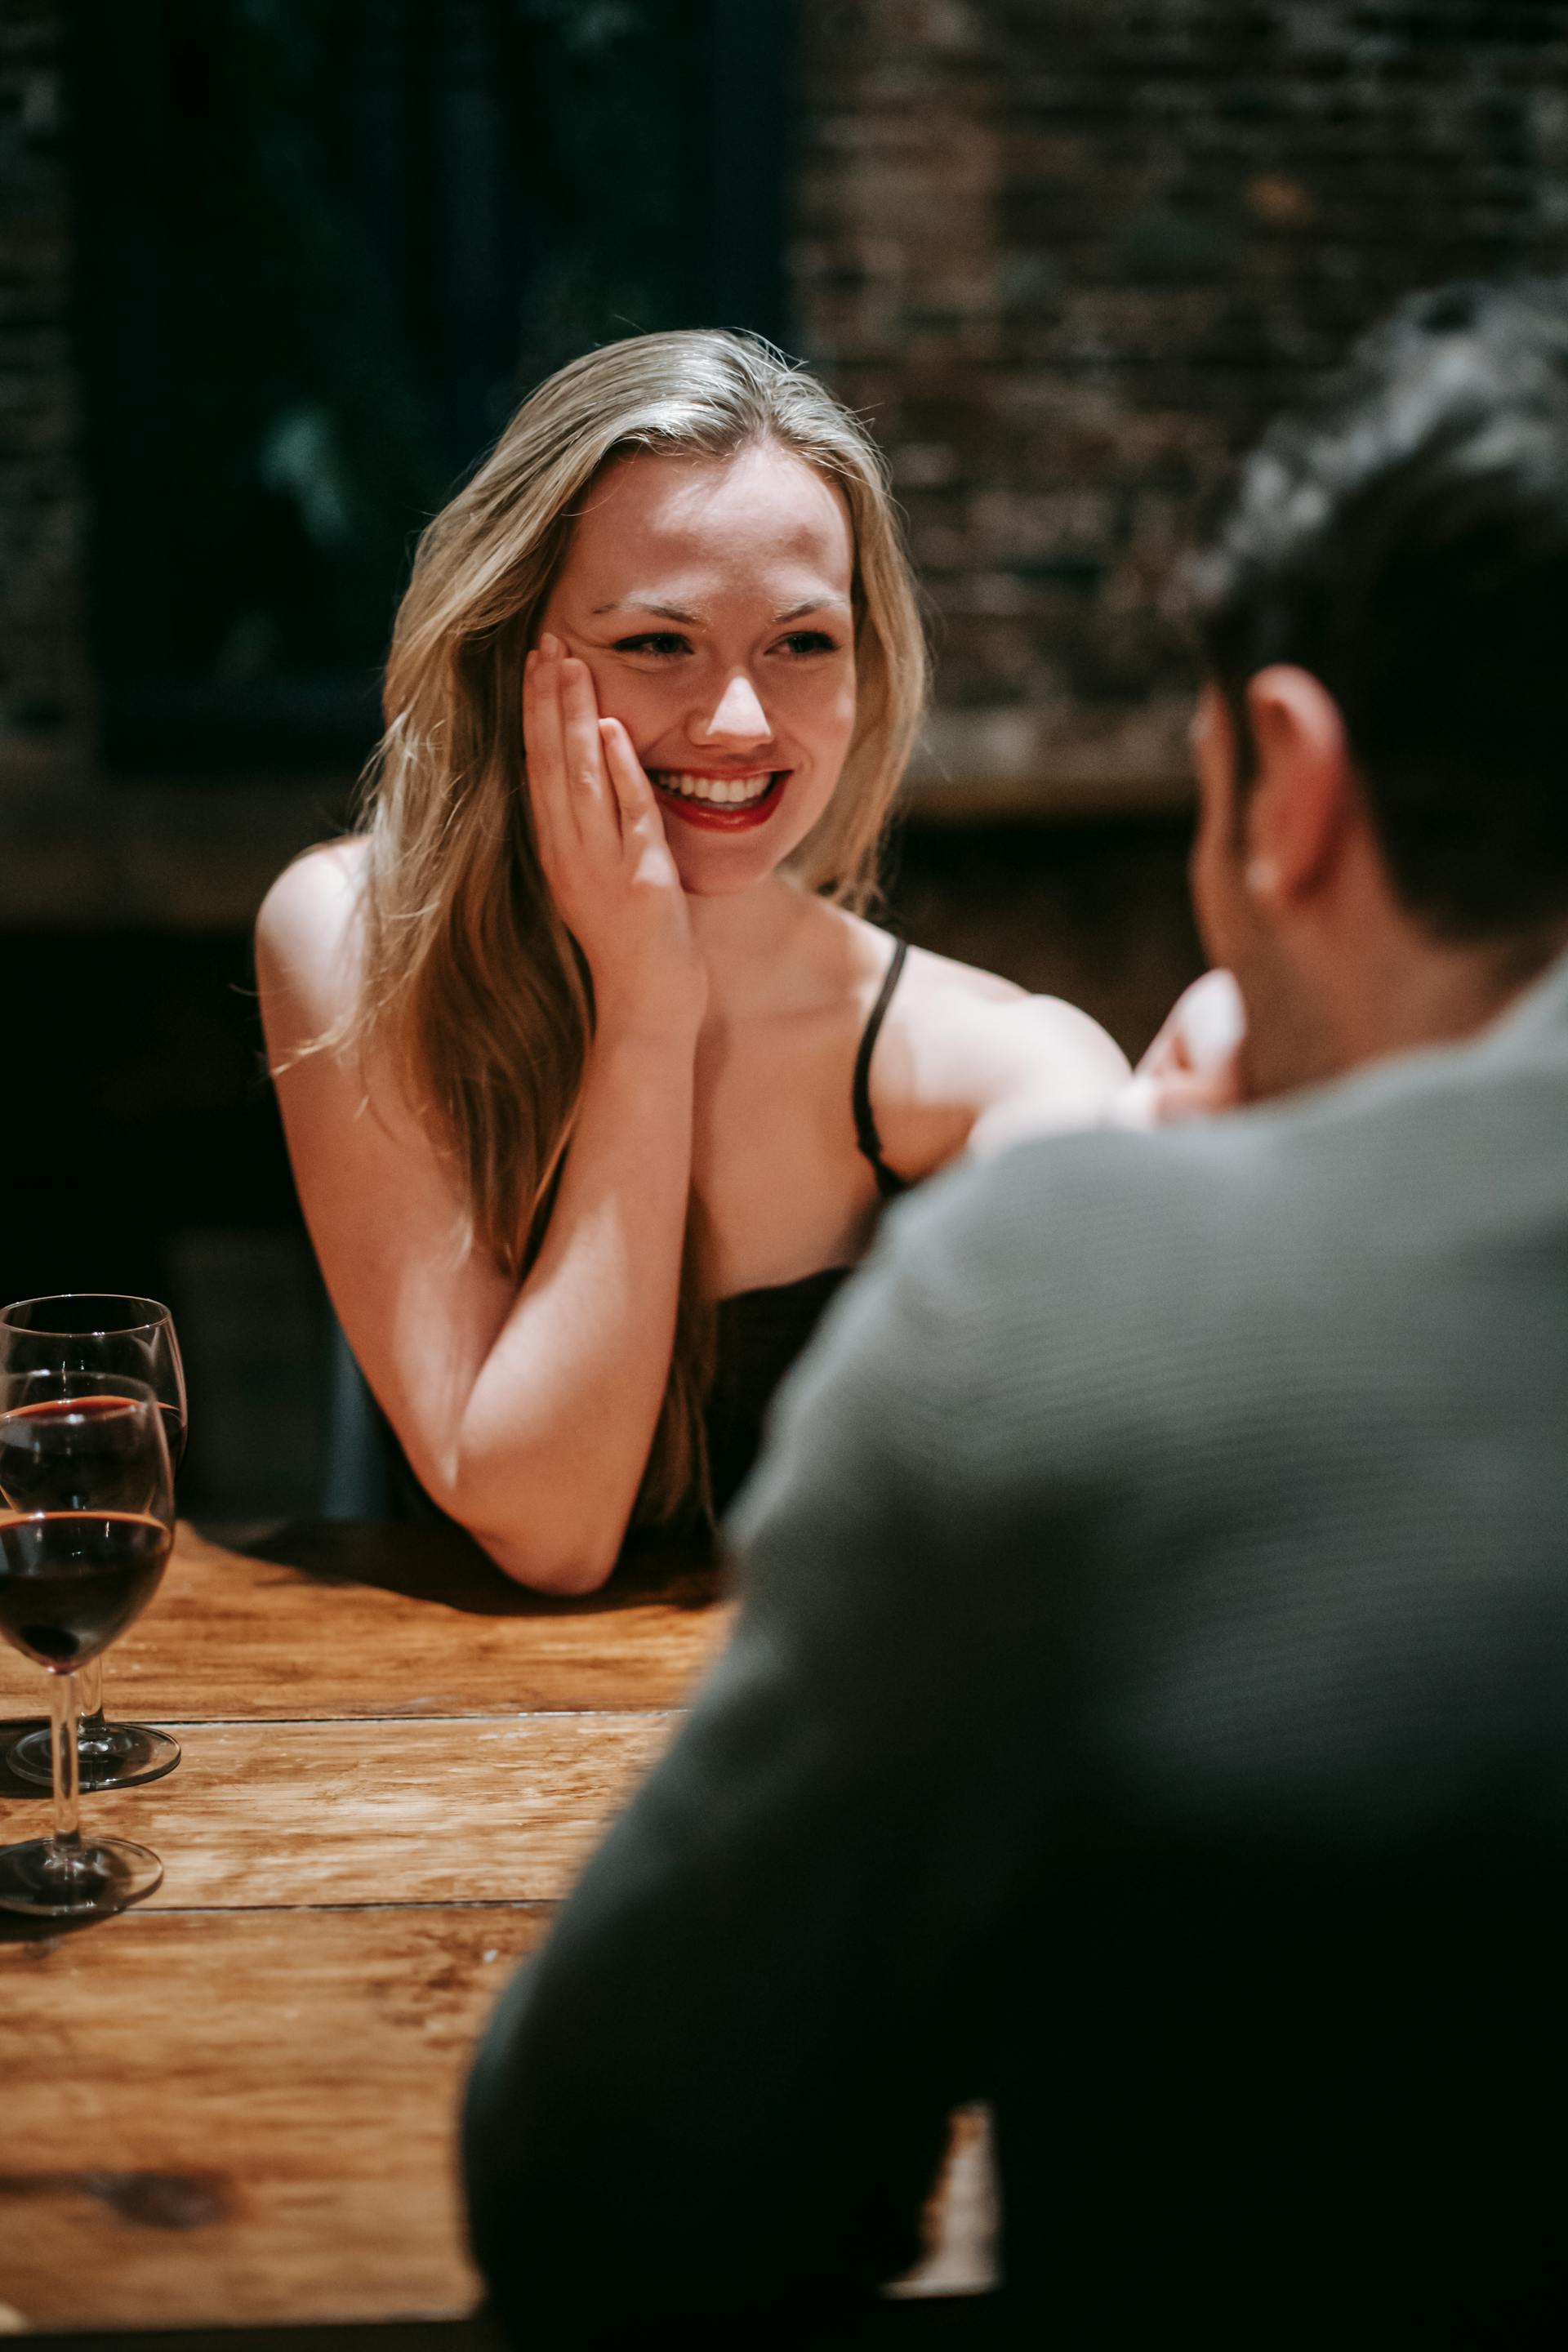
[600, 719, 682, 888]
[599, 718, 657, 828]
[523, 638, 576, 858]
[559, 655, 618, 846]
[517, 648, 700, 1023]
[525, 641, 671, 903]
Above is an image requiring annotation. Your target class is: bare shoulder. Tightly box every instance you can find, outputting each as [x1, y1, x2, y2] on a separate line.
[257, 836, 367, 964]
[903, 941, 1129, 1079]
[837, 915, 1130, 1173]
[255, 838, 369, 1040]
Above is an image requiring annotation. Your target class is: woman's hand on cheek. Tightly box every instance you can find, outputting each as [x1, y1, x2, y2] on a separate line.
[524, 635, 707, 1039]
[1111, 969, 1247, 1129]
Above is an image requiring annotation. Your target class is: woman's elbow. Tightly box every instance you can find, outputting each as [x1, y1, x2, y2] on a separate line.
[434, 1456, 622, 1595]
[478, 1530, 619, 1597]
[416, 1409, 633, 1593]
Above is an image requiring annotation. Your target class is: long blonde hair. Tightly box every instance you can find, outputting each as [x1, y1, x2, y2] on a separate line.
[352, 330, 926, 1519]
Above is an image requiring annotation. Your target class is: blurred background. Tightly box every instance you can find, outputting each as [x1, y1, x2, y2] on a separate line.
[3, 0, 1567, 1517]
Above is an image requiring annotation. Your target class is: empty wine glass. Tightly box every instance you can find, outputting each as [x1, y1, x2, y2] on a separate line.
[0, 1370, 176, 1917]
[0, 1296, 186, 1790]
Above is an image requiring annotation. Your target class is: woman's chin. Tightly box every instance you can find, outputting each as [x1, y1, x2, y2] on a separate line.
[655, 800, 818, 894]
[666, 840, 782, 897]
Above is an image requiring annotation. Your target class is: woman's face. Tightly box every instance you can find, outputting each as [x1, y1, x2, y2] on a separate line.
[536, 439, 859, 895]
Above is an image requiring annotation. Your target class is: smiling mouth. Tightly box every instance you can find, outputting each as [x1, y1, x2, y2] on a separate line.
[647, 770, 787, 831]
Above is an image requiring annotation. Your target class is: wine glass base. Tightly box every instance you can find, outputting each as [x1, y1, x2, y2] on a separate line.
[0, 1834, 163, 1918]
[7, 1722, 181, 1793]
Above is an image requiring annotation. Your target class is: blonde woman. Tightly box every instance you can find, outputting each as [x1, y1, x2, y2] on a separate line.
[256, 331, 1133, 1592]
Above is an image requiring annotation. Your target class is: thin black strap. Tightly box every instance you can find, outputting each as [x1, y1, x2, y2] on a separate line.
[852, 936, 912, 1200]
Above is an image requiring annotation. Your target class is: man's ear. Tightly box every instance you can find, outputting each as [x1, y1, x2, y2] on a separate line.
[1241, 665, 1356, 911]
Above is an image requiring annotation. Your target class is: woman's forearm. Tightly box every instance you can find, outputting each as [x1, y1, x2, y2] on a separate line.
[441, 1018, 701, 1590]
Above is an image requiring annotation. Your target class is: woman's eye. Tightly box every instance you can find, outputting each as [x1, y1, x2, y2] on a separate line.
[777, 630, 840, 657]
[613, 632, 691, 658]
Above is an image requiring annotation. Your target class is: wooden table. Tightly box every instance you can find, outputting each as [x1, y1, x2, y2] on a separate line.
[0, 1520, 731, 2337]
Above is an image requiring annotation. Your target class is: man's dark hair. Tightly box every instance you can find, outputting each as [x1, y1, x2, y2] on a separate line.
[1194, 277, 1568, 942]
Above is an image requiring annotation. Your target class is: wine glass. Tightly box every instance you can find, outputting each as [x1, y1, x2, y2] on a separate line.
[0, 1296, 186, 1790]
[0, 1371, 175, 1917]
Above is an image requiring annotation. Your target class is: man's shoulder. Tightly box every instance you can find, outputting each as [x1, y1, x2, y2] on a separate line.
[734, 969, 1568, 1704]
[880, 1096, 1278, 1321]
[909, 987, 1568, 1285]
[851, 1000, 1568, 1441]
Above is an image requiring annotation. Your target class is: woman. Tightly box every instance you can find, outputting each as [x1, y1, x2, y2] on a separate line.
[257, 330, 1134, 1592]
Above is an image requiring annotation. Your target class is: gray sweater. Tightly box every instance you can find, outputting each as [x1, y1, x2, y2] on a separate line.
[465, 955, 1568, 2343]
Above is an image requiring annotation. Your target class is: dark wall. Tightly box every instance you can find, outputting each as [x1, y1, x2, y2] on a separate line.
[11, 3, 1568, 804]
[0, 930, 328, 1519]
[796, 0, 1568, 801]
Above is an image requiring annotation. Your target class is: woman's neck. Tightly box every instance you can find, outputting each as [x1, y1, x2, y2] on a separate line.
[688, 876, 826, 1018]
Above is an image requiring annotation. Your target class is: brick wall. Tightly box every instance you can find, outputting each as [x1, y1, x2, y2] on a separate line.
[5, 0, 1568, 881]
[795, 0, 1568, 809]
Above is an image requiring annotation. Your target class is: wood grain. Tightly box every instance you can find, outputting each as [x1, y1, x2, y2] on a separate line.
[0, 1906, 546, 2329]
[0, 1716, 679, 1909]
[0, 1518, 754, 2334]
[0, 1521, 733, 1722]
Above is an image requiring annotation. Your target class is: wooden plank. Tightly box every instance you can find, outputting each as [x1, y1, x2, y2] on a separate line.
[0, 1521, 747, 2334]
[1, 1717, 677, 1910]
[0, 1521, 733, 1723]
[0, 1906, 546, 2331]
[0, 1901, 999, 2335]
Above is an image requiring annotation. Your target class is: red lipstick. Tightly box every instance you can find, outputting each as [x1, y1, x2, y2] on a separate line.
[648, 772, 787, 831]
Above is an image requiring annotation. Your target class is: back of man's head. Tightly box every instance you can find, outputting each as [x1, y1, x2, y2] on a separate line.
[1195, 277, 1568, 947]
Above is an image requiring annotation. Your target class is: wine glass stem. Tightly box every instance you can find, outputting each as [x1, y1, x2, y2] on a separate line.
[48, 1667, 83, 1856]
[78, 1653, 106, 1737]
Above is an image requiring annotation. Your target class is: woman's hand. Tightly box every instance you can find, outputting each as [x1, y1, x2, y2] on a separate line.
[1112, 969, 1247, 1129]
[524, 634, 706, 1037]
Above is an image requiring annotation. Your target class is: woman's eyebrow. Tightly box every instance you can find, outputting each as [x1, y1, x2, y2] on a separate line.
[590, 599, 701, 621]
[588, 594, 852, 623]
[774, 595, 853, 622]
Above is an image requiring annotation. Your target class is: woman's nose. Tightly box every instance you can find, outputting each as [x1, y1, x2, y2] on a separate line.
[695, 671, 772, 746]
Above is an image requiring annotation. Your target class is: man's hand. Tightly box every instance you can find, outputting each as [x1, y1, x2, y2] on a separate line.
[1111, 969, 1247, 1129]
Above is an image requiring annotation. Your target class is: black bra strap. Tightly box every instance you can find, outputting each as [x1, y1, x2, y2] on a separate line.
[852, 936, 912, 1199]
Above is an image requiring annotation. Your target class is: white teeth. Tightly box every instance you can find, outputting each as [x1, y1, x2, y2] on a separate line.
[653, 772, 777, 806]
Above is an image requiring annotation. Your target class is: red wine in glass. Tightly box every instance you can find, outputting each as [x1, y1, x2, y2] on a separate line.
[0, 1509, 170, 1668]
[0, 1376, 174, 1918]
[0, 1297, 186, 1790]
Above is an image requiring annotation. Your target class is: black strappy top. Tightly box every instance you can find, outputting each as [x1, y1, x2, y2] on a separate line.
[706, 934, 911, 1508]
[853, 933, 913, 1205]
[362, 936, 912, 1526]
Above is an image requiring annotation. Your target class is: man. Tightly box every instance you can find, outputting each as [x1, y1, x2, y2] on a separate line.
[463, 280, 1568, 2341]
